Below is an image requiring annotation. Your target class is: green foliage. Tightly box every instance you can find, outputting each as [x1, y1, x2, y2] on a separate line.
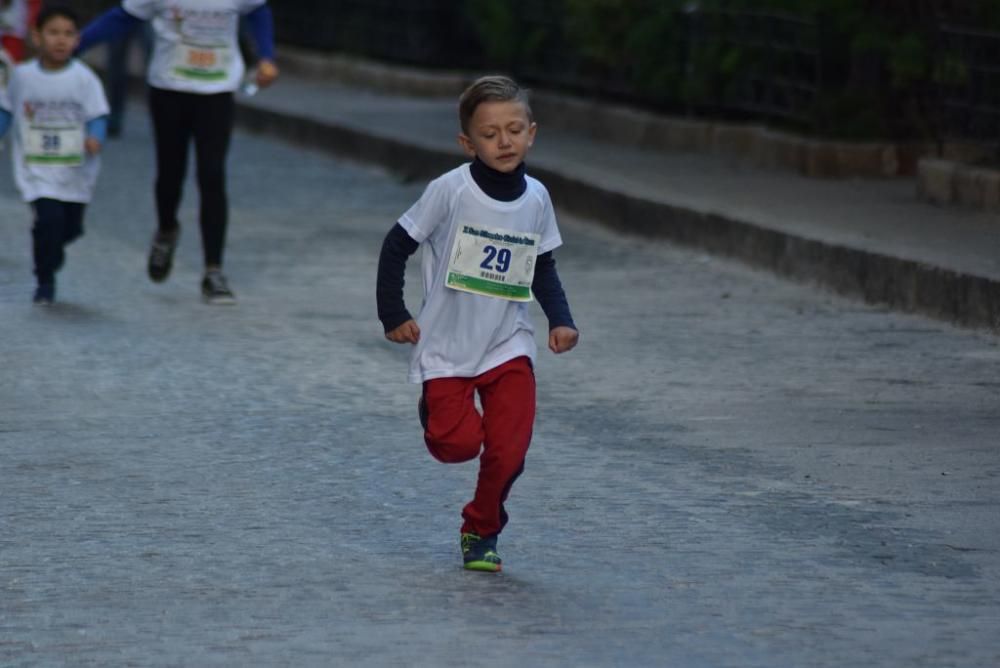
[561, 0, 685, 104]
[464, 0, 520, 67]
[464, 0, 550, 70]
[457, 0, 992, 141]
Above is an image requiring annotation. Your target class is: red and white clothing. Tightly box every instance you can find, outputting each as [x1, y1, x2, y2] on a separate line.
[395, 161, 568, 538]
[0, 0, 29, 62]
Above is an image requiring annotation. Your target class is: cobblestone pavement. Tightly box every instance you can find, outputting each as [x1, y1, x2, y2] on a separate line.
[1, 113, 999, 667]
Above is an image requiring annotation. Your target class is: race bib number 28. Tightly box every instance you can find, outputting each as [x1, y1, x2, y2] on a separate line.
[446, 224, 540, 302]
[23, 124, 84, 165]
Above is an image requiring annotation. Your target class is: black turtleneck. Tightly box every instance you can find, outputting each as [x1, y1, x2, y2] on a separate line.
[376, 160, 576, 333]
[470, 157, 527, 202]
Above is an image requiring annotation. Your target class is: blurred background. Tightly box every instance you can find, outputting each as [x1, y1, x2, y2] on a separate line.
[63, 0, 999, 166]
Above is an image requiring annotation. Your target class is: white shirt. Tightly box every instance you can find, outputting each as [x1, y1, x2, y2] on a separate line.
[3, 60, 109, 203]
[124, 0, 266, 94]
[0, 0, 28, 40]
[398, 163, 563, 384]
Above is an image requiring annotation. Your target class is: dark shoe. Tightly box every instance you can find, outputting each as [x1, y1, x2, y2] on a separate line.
[148, 228, 179, 283]
[201, 270, 236, 305]
[461, 533, 502, 572]
[33, 282, 55, 305]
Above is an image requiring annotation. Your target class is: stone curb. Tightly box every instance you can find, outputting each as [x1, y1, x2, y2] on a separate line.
[528, 93, 925, 178]
[275, 47, 924, 179]
[918, 157, 1000, 212]
[234, 101, 1000, 334]
[276, 47, 469, 98]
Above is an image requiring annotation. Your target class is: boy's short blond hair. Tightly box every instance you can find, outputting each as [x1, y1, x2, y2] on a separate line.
[458, 75, 533, 134]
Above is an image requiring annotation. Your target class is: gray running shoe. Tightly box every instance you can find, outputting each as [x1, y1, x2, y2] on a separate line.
[201, 270, 236, 305]
[148, 229, 179, 283]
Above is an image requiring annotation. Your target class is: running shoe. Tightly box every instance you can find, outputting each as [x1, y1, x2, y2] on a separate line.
[32, 282, 55, 305]
[201, 270, 236, 305]
[148, 228, 179, 282]
[461, 532, 502, 572]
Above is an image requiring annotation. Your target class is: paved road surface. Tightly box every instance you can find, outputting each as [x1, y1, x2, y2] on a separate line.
[1, 110, 998, 667]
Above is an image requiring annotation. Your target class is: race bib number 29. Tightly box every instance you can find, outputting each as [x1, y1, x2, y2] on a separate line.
[446, 224, 540, 302]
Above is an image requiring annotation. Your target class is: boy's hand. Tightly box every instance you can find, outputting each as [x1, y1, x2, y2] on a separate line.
[386, 319, 421, 345]
[256, 59, 279, 88]
[549, 326, 579, 354]
[84, 137, 101, 155]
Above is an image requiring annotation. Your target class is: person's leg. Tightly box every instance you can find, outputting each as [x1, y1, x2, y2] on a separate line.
[422, 376, 483, 464]
[147, 87, 193, 282]
[462, 356, 536, 538]
[30, 198, 67, 301]
[149, 87, 192, 237]
[191, 92, 234, 269]
[62, 202, 86, 246]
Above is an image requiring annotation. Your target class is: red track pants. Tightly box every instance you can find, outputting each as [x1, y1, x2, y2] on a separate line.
[422, 356, 536, 538]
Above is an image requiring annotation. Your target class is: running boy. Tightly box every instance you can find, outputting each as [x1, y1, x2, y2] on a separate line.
[0, 5, 109, 304]
[376, 75, 579, 572]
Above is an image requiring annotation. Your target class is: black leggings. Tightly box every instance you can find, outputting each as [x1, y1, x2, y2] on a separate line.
[148, 87, 234, 268]
[32, 198, 85, 284]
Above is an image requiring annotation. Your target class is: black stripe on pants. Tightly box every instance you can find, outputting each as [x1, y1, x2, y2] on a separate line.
[32, 198, 85, 285]
[148, 86, 234, 268]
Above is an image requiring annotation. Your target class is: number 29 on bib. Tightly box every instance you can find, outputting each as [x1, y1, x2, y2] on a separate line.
[446, 224, 540, 302]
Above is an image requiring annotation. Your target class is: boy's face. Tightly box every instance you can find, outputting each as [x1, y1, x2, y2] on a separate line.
[33, 16, 80, 67]
[458, 100, 537, 173]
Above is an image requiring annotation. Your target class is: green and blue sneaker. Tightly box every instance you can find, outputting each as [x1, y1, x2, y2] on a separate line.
[461, 532, 502, 572]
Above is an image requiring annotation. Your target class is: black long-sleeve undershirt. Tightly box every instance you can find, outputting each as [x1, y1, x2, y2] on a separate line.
[376, 223, 419, 332]
[376, 159, 576, 333]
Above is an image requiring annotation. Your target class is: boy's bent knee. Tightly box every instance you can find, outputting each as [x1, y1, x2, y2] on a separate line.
[425, 432, 481, 463]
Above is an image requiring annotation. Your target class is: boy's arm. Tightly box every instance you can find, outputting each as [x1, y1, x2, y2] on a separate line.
[377, 222, 420, 337]
[77, 7, 143, 54]
[532, 251, 579, 353]
[84, 115, 108, 154]
[532, 251, 576, 330]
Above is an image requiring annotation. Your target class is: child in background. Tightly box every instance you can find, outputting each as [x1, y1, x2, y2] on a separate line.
[79, 0, 278, 304]
[0, 4, 109, 304]
[376, 75, 579, 572]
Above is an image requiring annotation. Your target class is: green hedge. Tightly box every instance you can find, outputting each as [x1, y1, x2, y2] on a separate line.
[460, 0, 996, 142]
[73, 0, 999, 143]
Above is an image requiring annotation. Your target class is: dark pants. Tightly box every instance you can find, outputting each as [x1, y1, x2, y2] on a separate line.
[148, 86, 234, 268]
[31, 198, 86, 285]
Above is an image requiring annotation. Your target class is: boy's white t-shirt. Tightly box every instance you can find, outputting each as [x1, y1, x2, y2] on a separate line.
[3, 60, 109, 203]
[123, 0, 266, 94]
[398, 163, 563, 384]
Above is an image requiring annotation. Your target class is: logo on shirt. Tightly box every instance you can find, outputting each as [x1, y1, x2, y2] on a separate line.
[166, 5, 234, 29]
[22, 100, 84, 124]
